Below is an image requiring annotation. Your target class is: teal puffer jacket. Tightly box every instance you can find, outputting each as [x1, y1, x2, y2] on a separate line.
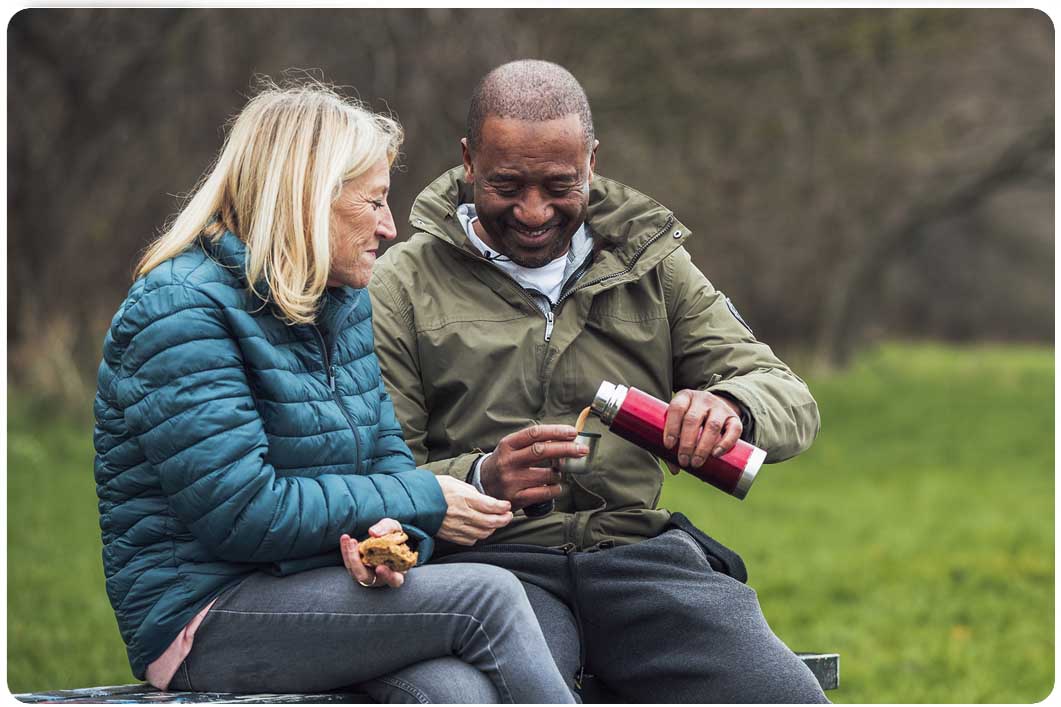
[93, 231, 447, 679]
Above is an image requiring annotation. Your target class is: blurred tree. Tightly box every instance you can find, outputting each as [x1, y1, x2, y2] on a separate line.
[7, 8, 1053, 396]
[546, 9, 1054, 367]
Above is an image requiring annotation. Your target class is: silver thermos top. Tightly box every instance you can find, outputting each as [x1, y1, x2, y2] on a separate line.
[591, 380, 628, 425]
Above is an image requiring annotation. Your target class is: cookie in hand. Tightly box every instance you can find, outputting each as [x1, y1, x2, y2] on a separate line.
[358, 531, 419, 572]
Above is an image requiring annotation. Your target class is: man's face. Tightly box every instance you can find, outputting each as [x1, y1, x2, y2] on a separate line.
[462, 114, 598, 268]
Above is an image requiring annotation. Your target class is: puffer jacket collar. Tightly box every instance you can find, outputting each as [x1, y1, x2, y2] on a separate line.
[199, 229, 363, 341]
[408, 166, 691, 286]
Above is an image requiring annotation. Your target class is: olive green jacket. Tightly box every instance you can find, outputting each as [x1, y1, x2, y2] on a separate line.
[369, 167, 819, 552]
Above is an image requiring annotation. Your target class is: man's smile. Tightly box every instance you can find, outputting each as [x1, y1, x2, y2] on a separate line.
[507, 221, 563, 247]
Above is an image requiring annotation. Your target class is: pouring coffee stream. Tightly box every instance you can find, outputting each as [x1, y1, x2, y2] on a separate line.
[574, 406, 592, 435]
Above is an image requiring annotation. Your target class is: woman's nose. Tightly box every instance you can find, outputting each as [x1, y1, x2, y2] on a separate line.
[378, 204, 398, 240]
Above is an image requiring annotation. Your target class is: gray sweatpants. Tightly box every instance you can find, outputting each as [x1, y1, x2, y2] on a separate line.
[408, 528, 828, 704]
[167, 563, 575, 703]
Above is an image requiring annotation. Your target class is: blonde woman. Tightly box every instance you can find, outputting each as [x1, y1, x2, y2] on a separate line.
[93, 80, 575, 703]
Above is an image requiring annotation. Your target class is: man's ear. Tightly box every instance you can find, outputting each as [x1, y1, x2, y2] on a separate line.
[589, 139, 600, 178]
[461, 138, 475, 183]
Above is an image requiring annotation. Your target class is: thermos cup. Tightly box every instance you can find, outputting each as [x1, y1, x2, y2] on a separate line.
[523, 431, 600, 518]
[591, 380, 765, 500]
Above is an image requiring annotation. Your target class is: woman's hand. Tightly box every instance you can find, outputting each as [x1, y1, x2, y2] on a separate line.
[436, 475, 513, 546]
[340, 518, 407, 589]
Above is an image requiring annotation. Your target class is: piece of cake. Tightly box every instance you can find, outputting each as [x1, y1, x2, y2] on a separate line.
[358, 531, 419, 572]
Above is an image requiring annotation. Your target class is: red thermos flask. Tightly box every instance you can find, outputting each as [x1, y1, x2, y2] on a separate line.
[591, 381, 766, 499]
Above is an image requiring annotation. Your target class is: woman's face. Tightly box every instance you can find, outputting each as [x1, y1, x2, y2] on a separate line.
[327, 158, 397, 289]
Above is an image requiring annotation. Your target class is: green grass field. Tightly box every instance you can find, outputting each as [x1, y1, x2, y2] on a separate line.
[7, 343, 1054, 701]
[660, 343, 1055, 703]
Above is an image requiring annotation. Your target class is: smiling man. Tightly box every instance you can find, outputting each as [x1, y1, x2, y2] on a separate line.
[464, 112, 593, 268]
[369, 60, 826, 703]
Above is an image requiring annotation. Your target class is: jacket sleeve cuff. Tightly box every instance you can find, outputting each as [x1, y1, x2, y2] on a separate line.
[403, 524, 436, 565]
[468, 453, 490, 492]
[403, 467, 448, 536]
[706, 381, 765, 443]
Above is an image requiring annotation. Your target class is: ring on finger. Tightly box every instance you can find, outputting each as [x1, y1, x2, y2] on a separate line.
[357, 574, 380, 588]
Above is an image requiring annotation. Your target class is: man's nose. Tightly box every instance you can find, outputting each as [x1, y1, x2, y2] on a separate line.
[377, 204, 398, 240]
[514, 189, 553, 228]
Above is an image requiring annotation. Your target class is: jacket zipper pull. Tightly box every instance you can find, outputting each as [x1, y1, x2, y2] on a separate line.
[544, 310, 555, 342]
[328, 366, 336, 391]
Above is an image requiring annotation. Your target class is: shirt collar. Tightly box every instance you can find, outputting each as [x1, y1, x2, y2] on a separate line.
[456, 203, 593, 303]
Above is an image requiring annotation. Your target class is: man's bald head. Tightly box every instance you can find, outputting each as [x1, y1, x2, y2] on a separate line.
[466, 60, 594, 155]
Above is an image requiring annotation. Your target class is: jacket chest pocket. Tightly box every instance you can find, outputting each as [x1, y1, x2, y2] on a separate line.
[589, 284, 667, 324]
[576, 294, 672, 401]
[418, 315, 544, 409]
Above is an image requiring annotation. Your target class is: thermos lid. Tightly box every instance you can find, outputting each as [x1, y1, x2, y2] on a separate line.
[591, 380, 628, 425]
[591, 381, 618, 414]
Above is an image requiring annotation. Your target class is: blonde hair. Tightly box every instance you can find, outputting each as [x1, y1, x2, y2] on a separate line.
[137, 77, 403, 324]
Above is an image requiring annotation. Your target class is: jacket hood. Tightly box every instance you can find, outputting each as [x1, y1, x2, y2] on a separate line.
[408, 166, 691, 281]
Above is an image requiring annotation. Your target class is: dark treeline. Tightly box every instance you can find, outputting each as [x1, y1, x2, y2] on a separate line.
[8, 8, 1053, 399]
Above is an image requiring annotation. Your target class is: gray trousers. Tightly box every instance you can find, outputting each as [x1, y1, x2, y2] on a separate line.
[168, 563, 575, 703]
[387, 528, 827, 704]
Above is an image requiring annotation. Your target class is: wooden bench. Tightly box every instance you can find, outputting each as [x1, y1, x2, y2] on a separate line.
[13, 652, 838, 703]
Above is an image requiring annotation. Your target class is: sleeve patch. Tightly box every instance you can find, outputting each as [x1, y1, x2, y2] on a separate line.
[726, 297, 753, 334]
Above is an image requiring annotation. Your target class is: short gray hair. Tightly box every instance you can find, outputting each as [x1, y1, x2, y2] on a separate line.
[466, 60, 594, 154]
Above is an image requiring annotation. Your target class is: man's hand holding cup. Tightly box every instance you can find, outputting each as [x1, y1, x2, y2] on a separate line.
[480, 424, 589, 509]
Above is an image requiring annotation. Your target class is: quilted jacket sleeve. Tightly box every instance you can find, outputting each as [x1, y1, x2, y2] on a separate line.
[112, 281, 446, 563]
[662, 247, 820, 462]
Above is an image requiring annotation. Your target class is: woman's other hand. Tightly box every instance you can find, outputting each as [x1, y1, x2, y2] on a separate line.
[340, 519, 407, 589]
[436, 475, 513, 546]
